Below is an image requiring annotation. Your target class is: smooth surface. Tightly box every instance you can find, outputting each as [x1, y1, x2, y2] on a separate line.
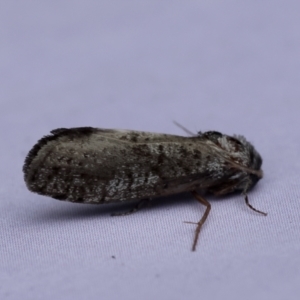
[1, 1, 300, 300]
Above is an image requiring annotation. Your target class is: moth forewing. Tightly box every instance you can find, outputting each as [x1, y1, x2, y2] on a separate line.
[23, 127, 265, 251]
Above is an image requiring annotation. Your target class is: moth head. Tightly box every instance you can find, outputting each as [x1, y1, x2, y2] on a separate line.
[199, 131, 266, 216]
[200, 131, 263, 193]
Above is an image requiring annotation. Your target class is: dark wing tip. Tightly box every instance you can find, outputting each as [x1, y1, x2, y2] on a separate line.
[23, 127, 97, 178]
[23, 132, 56, 178]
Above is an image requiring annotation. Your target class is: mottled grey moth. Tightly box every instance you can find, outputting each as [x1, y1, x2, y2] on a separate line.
[23, 127, 266, 251]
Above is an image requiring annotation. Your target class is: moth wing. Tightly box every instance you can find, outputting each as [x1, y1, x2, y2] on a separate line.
[79, 134, 218, 202]
[24, 127, 216, 203]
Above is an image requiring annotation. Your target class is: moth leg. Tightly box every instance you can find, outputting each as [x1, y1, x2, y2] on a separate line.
[111, 198, 151, 217]
[184, 191, 211, 251]
[244, 194, 267, 216]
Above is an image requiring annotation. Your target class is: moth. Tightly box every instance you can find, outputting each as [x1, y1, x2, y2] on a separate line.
[23, 126, 266, 251]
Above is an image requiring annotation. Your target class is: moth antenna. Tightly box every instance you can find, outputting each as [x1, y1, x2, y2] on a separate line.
[244, 194, 267, 216]
[173, 121, 195, 136]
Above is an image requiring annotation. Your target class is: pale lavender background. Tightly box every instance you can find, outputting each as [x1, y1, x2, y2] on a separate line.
[1, 1, 300, 300]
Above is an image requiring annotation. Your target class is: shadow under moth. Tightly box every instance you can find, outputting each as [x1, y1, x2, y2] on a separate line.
[23, 126, 266, 251]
